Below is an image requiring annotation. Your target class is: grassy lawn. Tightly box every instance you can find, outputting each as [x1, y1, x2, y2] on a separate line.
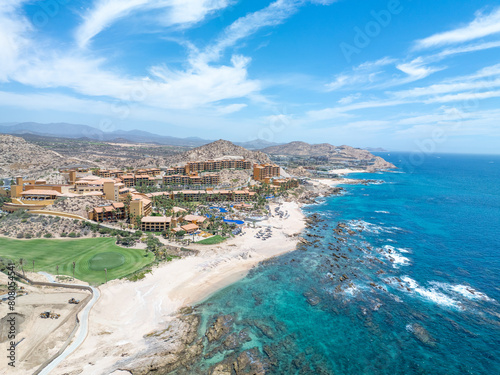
[196, 235, 227, 245]
[0, 237, 154, 285]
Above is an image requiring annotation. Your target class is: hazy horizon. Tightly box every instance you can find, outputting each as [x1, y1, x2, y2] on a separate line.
[1, 1, 500, 154]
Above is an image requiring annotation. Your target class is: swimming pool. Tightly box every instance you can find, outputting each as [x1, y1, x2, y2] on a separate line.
[209, 206, 228, 213]
[223, 219, 244, 225]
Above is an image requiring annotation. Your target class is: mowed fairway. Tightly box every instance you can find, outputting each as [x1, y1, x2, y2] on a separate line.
[0, 237, 154, 284]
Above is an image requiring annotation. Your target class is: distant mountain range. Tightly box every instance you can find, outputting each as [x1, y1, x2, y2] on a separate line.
[0, 122, 280, 150]
[0, 122, 387, 152]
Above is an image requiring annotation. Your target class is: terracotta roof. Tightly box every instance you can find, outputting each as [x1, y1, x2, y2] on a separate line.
[181, 224, 199, 232]
[83, 191, 103, 196]
[20, 189, 62, 196]
[184, 215, 206, 222]
[112, 202, 125, 208]
[141, 216, 172, 223]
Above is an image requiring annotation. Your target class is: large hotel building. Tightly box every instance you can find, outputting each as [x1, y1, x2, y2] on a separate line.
[253, 163, 281, 181]
[165, 159, 252, 176]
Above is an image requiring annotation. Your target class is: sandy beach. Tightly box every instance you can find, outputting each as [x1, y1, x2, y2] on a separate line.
[47, 200, 305, 375]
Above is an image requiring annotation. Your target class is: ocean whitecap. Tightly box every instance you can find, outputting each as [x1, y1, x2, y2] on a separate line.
[400, 276, 462, 309]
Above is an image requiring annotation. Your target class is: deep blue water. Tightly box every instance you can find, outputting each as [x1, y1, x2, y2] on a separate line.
[188, 153, 500, 374]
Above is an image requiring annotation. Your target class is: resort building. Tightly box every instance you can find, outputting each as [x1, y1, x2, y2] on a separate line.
[19, 189, 62, 201]
[169, 159, 252, 176]
[233, 203, 253, 210]
[253, 163, 281, 181]
[74, 177, 125, 197]
[183, 214, 208, 228]
[141, 216, 176, 232]
[162, 173, 220, 186]
[90, 202, 126, 222]
[170, 189, 256, 203]
[95, 168, 160, 178]
[272, 178, 300, 189]
[129, 195, 152, 218]
[181, 223, 199, 234]
[119, 174, 157, 187]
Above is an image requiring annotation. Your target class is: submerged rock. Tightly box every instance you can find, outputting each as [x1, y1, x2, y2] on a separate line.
[206, 315, 234, 343]
[407, 323, 437, 347]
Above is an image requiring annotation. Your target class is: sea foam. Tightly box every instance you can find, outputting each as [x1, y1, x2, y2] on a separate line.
[400, 277, 462, 309]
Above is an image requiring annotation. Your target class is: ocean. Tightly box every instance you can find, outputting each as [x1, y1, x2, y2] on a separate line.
[182, 153, 500, 374]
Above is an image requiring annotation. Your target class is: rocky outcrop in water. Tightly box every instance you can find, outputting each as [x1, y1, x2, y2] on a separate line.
[408, 323, 437, 347]
[206, 314, 234, 343]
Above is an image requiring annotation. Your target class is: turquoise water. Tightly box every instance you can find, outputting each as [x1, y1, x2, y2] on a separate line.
[186, 153, 500, 374]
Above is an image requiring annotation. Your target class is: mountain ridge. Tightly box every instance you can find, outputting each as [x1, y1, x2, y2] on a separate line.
[0, 122, 281, 149]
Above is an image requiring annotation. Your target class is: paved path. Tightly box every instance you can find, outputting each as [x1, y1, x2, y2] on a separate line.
[36, 272, 100, 375]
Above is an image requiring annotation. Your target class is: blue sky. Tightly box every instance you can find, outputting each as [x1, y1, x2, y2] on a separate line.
[1, 0, 500, 153]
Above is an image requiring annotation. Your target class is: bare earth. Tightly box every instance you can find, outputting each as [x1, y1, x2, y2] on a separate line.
[43, 201, 305, 375]
[0, 272, 90, 375]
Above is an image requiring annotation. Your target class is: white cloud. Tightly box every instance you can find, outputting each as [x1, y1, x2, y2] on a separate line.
[338, 93, 361, 105]
[76, 0, 232, 48]
[424, 90, 500, 104]
[0, 1, 32, 82]
[414, 7, 500, 50]
[394, 63, 500, 99]
[343, 120, 391, 131]
[197, 0, 307, 65]
[306, 99, 408, 121]
[217, 103, 247, 114]
[396, 57, 443, 81]
[437, 40, 500, 58]
[325, 57, 396, 91]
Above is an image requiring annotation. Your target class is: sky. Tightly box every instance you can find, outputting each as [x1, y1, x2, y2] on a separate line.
[1, 0, 500, 153]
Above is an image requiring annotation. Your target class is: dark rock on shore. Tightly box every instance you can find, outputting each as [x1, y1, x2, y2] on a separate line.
[206, 314, 235, 343]
[118, 308, 204, 375]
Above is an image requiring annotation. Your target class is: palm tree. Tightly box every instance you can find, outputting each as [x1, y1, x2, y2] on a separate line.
[72, 261, 76, 280]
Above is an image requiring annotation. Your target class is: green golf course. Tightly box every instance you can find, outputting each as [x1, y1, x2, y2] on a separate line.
[0, 237, 155, 284]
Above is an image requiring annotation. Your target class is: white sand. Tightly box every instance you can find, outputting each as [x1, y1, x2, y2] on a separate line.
[328, 168, 366, 175]
[52, 201, 305, 375]
[310, 177, 360, 187]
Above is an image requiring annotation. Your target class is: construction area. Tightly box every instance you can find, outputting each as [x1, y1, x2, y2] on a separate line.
[0, 272, 90, 374]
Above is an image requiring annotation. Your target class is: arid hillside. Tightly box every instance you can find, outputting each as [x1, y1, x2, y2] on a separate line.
[164, 139, 272, 166]
[0, 134, 66, 178]
[261, 141, 395, 171]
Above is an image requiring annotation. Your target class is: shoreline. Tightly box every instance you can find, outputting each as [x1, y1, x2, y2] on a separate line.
[4, 174, 371, 374]
[50, 200, 307, 375]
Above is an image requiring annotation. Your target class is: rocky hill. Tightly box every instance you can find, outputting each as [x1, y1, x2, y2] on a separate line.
[261, 141, 395, 171]
[164, 139, 271, 166]
[0, 134, 66, 178]
[261, 141, 336, 156]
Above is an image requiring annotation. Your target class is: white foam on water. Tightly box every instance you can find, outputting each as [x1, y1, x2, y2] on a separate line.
[347, 220, 391, 234]
[375, 210, 390, 214]
[430, 282, 494, 302]
[386, 253, 411, 268]
[380, 245, 411, 268]
[401, 276, 461, 308]
[383, 245, 411, 253]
